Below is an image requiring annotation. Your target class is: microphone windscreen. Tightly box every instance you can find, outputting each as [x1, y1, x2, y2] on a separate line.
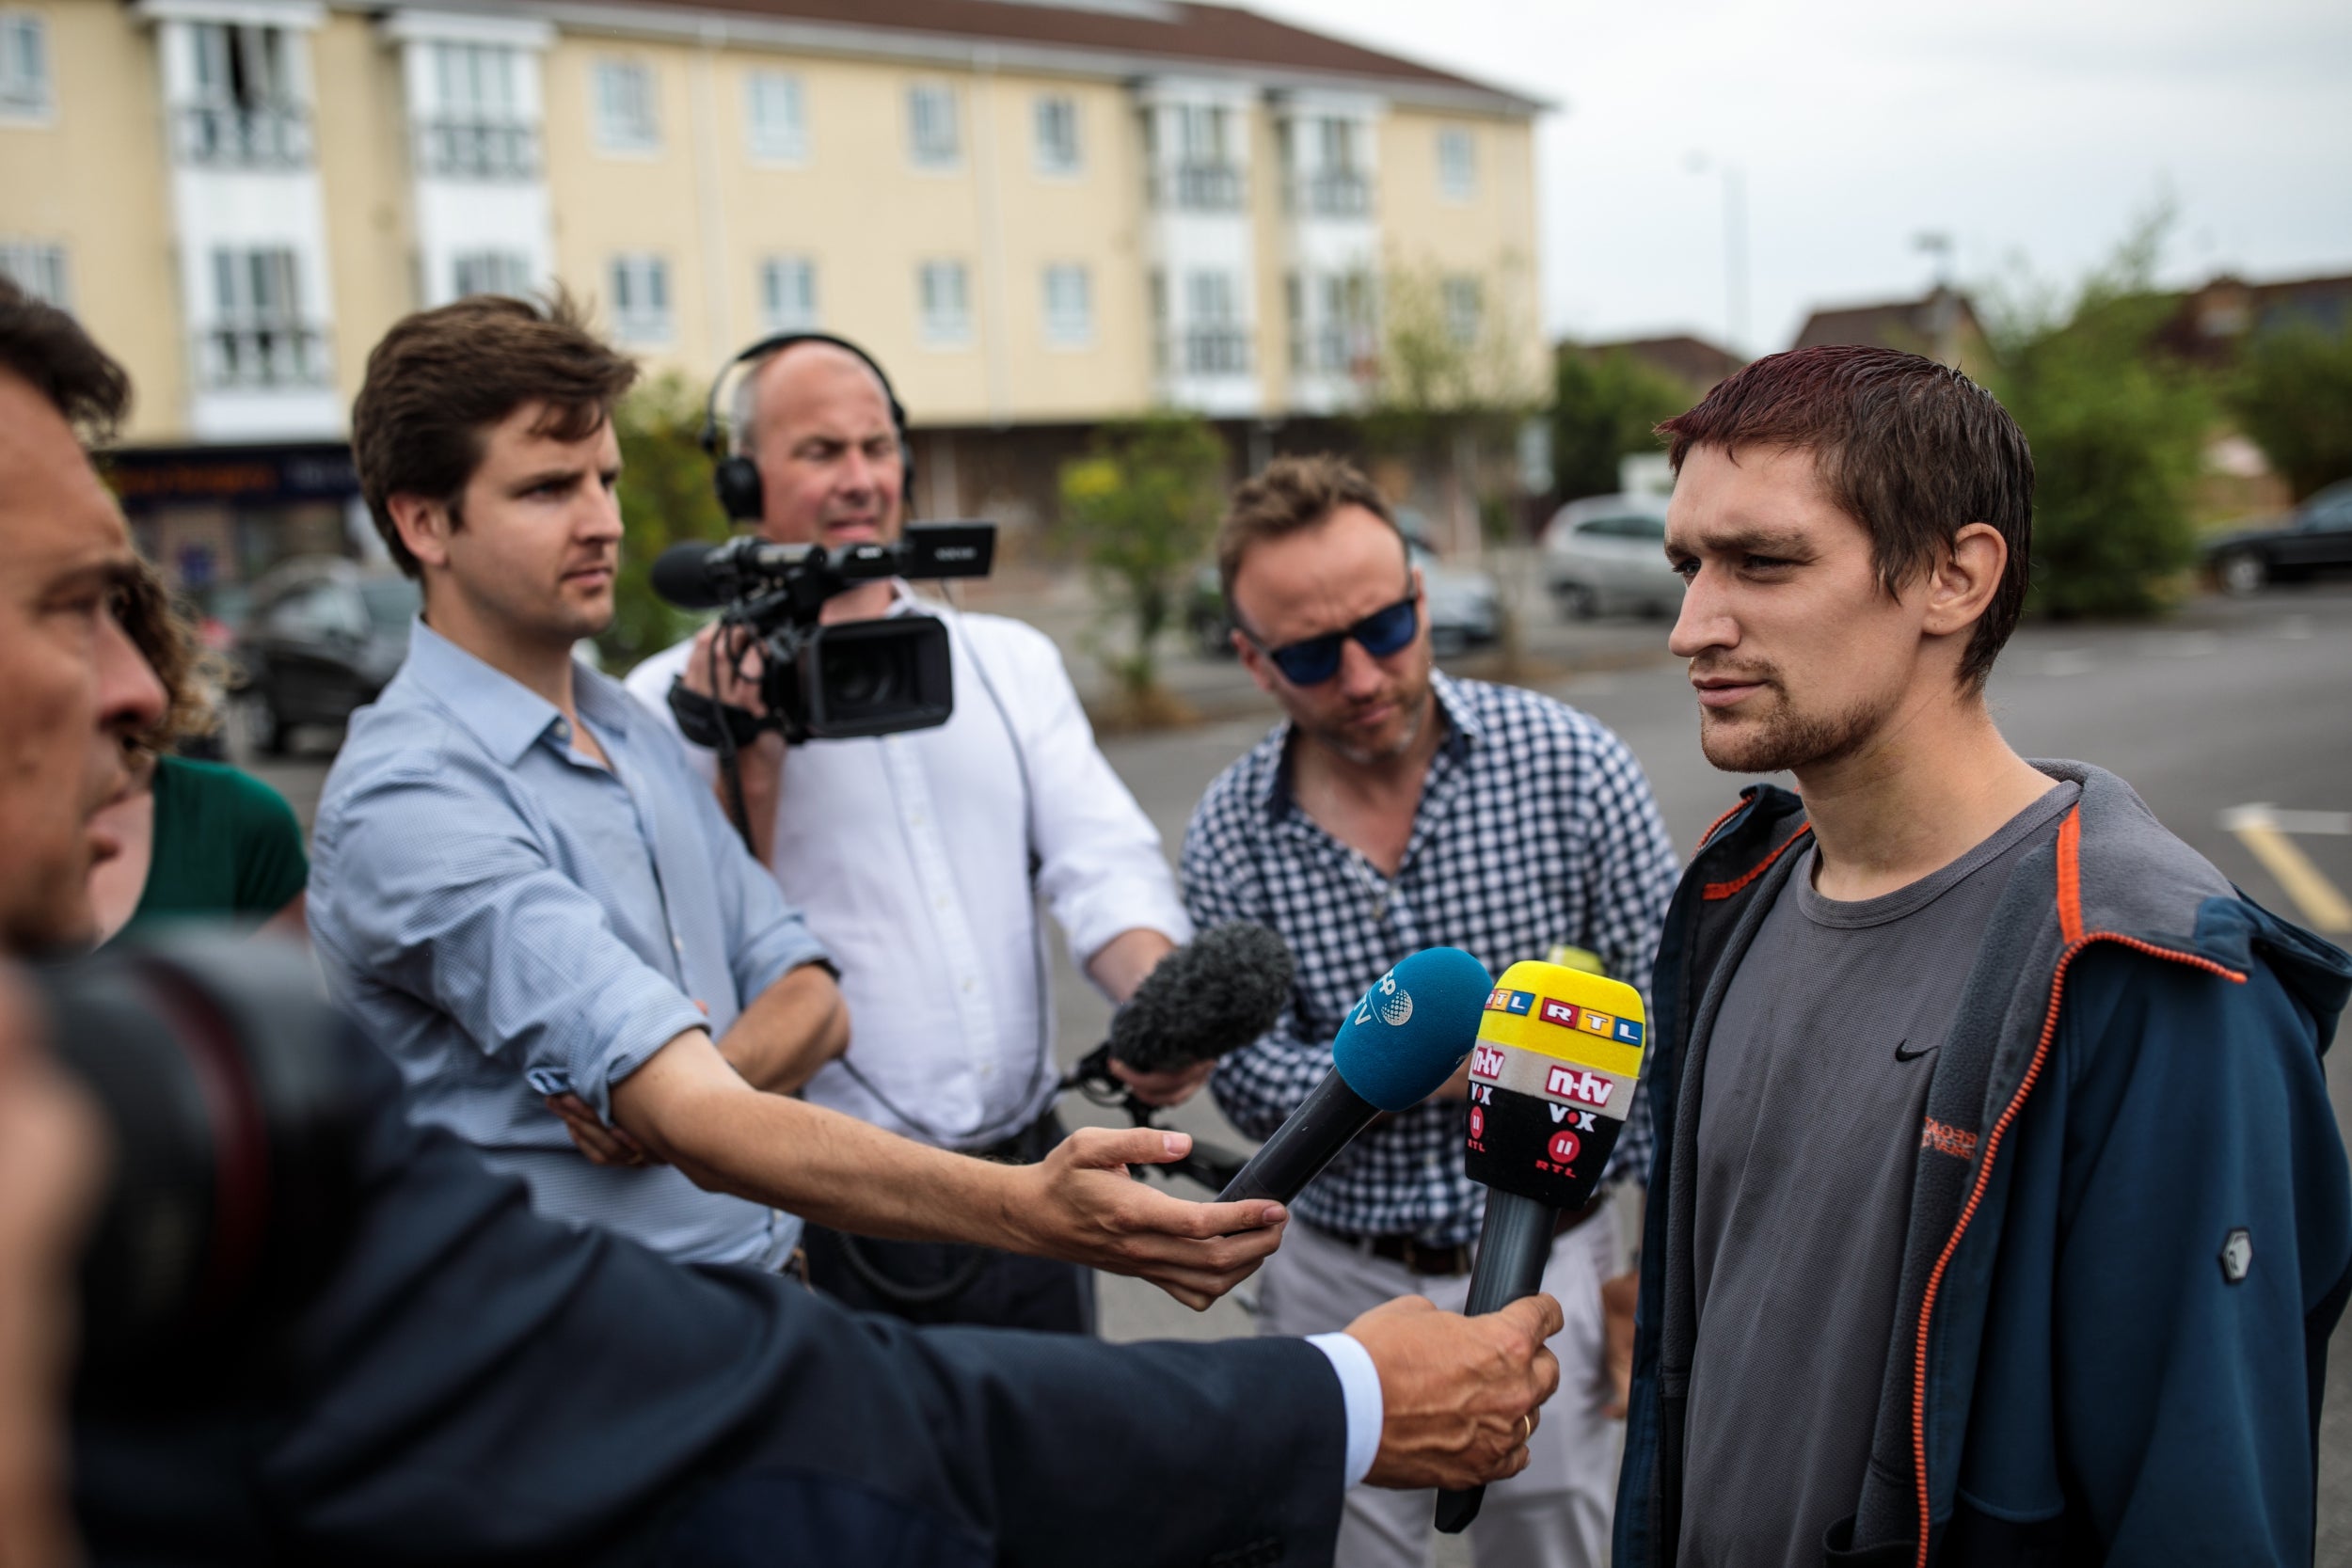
[650, 543, 723, 610]
[1107, 923, 1295, 1075]
[1463, 959, 1648, 1209]
[1330, 946, 1493, 1112]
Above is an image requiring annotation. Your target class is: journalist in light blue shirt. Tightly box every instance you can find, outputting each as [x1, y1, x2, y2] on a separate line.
[309, 619, 830, 1269]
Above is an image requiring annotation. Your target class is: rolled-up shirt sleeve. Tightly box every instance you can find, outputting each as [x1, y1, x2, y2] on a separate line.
[999, 621, 1193, 971]
[310, 765, 709, 1123]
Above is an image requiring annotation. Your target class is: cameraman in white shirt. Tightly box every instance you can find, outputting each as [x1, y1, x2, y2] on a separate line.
[624, 335, 1209, 1331]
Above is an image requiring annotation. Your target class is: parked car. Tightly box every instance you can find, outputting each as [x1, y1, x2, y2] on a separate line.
[237, 558, 419, 752]
[1186, 535, 1501, 659]
[1540, 494, 1681, 619]
[2203, 479, 2352, 595]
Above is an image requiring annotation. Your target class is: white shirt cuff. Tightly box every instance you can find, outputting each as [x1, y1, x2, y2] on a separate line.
[1307, 1331, 1384, 1489]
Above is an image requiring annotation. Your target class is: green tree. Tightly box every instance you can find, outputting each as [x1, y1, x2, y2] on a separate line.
[1056, 411, 1228, 711]
[2229, 319, 2352, 500]
[1550, 347, 1692, 500]
[1985, 215, 2212, 617]
[603, 372, 732, 671]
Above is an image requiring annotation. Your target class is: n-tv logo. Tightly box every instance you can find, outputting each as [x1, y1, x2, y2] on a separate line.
[1485, 988, 1536, 1016]
[1470, 1044, 1508, 1081]
[1546, 1065, 1613, 1108]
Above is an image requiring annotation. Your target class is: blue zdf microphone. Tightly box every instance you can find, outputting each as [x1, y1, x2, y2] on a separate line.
[1215, 947, 1494, 1205]
[1436, 958, 1649, 1535]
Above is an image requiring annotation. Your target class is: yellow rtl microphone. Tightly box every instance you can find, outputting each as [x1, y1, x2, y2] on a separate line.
[1437, 958, 1647, 1534]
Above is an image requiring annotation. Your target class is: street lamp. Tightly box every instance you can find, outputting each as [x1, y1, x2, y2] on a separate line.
[1687, 152, 1748, 355]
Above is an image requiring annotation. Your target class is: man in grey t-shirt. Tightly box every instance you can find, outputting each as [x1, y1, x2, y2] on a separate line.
[1681, 780, 2076, 1566]
[1613, 345, 2349, 1568]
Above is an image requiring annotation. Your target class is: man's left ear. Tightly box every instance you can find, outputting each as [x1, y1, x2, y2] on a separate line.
[1922, 523, 2007, 638]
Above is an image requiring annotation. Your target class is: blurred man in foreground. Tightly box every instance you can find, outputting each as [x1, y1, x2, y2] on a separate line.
[1617, 344, 2352, 1565]
[1185, 455, 1681, 1567]
[0, 278, 1567, 1565]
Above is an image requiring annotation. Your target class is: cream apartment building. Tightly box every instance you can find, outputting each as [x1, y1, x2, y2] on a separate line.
[0, 0, 1542, 585]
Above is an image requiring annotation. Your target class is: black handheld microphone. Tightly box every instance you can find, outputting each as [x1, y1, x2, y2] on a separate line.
[1216, 947, 1493, 1205]
[1435, 958, 1650, 1534]
[1068, 922, 1295, 1089]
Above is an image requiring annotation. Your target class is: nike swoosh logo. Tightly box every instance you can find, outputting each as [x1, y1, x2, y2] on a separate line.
[1894, 1038, 1935, 1063]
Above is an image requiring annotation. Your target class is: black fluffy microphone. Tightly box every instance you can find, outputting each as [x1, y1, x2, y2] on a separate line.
[1216, 946, 1493, 1205]
[1435, 958, 1651, 1534]
[1065, 923, 1295, 1098]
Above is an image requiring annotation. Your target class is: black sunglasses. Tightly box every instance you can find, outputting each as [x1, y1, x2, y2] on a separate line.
[1243, 589, 1420, 686]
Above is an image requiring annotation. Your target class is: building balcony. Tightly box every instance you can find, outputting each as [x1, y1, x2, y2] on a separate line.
[175, 103, 311, 169]
[1173, 325, 1252, 377]
[199, 323, 329, 390]
[1292, 168, 1373, 219]
[1152, 162, 1246, 213]
[415, 118, 541, 182]
[1292, 324, 1376, 376]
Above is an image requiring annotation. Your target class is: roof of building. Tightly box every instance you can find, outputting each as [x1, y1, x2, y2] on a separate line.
[1791, 286, 1980, 354]
[523, 0, 1546, 113]
[1572, 334, 1745, 390]
[2155, 271, 2352, 362]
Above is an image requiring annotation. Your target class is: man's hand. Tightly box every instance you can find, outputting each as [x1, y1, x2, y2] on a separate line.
[1001, 1127, 1287, 1311]
[547, 1092, 660, 1167]
[1347, 1292, 1564, 1491]
[1107, 1056, 1217, 1108]
[679, 622, 786, 863]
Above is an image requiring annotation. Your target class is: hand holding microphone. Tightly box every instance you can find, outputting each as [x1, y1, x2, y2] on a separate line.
[1435, 958, 1650, 1533]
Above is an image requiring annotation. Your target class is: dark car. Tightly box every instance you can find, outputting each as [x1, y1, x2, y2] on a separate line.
[2204, 480, 2352, 595]
[237, 558, 418, 752]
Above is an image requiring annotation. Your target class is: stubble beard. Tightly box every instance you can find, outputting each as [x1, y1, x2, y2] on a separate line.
[1697, 683, 1891, 775]
[1311, 676, 1433, 768]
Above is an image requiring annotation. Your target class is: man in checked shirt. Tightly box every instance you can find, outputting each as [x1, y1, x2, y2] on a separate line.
[1184, 455, 1680, 1568]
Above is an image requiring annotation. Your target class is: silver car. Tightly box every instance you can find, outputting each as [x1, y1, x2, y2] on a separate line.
[1541, 494, 1682, 619]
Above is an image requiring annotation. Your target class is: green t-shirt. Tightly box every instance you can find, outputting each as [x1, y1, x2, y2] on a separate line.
[119, 755, 310, 938]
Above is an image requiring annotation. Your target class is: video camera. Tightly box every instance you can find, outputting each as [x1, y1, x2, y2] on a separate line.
[648, 523, 995, 747]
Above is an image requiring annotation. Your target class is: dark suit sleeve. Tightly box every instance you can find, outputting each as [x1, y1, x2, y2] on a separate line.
[80, 1028, 1345, 1567]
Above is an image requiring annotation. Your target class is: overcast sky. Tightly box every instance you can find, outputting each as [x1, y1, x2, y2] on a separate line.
[1252, 0, 2352, 356]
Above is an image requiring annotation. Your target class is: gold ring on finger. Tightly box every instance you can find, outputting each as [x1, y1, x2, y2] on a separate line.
[1518, 1414, 1534, 1445]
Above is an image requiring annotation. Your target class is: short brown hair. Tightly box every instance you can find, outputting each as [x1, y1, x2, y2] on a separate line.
[351, 291, 638, 578]
[0, 275, 130, 438]
[1658, 344, 2034, 691]
[1216, 454, 1405, 610]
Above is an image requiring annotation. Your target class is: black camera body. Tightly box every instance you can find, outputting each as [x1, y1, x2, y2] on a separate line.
[649, 523, 995, 746]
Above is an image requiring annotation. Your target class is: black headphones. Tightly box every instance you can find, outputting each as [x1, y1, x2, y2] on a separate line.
[699, 331, 916, 524]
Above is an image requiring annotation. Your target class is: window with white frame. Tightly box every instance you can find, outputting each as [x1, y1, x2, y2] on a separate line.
[182, 22, 308, 166]
[745, 71, 805, 163]
[907, 82, 958, 166]
[1181, 269, 1248, 375]
[1442, 276, 1483, 346]
[917, 260, 969, 344]
[204, 246, 323, 388]
[1437, 126, 1476, 199]
[758, 255, 818, 332]
[421, 41, 533, 180]
[608, 253, 671, 341]
[0, 242, 67, 309]
[1033, 94, 1079, 174]
[1042, 264, 1091, 345]
[452, 249, 533, 300]
[593, 57, 657, 152]
[0, 12, 51, 120]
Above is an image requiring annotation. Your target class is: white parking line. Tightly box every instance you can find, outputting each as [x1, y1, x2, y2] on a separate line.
[2220, 804, 2352, 934]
